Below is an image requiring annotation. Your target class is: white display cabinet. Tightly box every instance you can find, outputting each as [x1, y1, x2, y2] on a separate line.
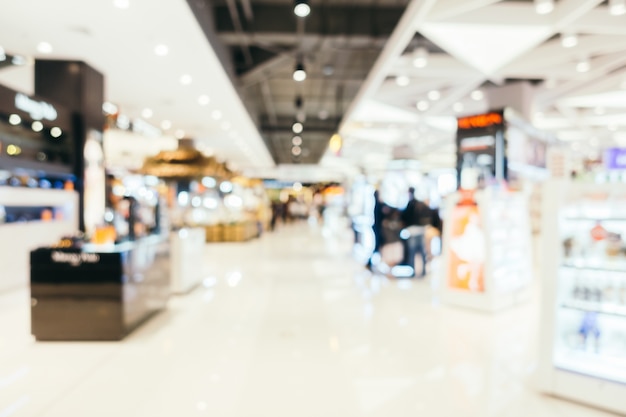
[0, 187, 78, 292]
[441, 187, 533, 311]
[170, 227, 205, 294]
[537, 180, 626, 415]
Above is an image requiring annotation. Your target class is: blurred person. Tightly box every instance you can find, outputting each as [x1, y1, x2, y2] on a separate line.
[366, 190, 388, 270]
[400, 187, 431, 277]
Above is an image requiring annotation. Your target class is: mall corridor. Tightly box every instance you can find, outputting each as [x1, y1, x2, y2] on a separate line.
[0, 221, 616, 417]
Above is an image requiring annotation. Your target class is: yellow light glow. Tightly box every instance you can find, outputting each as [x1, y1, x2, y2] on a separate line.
[329, 133, 342, 154]
[6, 144, 21, 156]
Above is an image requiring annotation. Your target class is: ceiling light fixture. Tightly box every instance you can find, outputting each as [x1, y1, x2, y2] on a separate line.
[154, 44, 169, 56]
[113, 0, 130, 9]
[471, 90, 484, 100]
[535, 0, 554, 14]
[141, 108, 153, 119]
[412, 46, 429, 68]
[428, 90, 441, 101]
[294, 0, 311, 17]
[395, 75, 410, 87]
[161, 120, 172, 130]
[561, 33, 578, 48]
[292, 122, 304, 134]
[8, 114, 21, 125]
[180, 74, 193, 85]
[50, 127, 63, 138]
[292, 146, 302, 156]
[296, 110, 306, 123]
[576, 57, 590, 73]
[37, 42, 53, 54]
[32, 121, 43, 132]
[175, 129, 185, 139]
[102, 102, 118, 115]
[293, 62, 307, 82]
[198, 95, 210, 106]
[292, 136, 303, 146]
[417, 100, 429, 111]
[610, 0, 626, 15]
[318, 110, 329, 120]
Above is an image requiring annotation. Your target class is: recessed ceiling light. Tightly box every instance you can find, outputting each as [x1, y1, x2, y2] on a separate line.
[180, 74, 193, 85]
[471, 90, 484, 100]
[412, 46, 429, 68]
[36, 42, 53, 54]
[32, 121, 43, 132]
[198, 95, 210, 106]
[141, 108, 153, 119]
[292, 122, 303, 134]
[50, 127, 62, 138]
[154, 44, 169, 56]
[396, 75, 410, 87]
[576, 57, 590, 73]
[161, 120, 172, 130]
[8, 114, 21, 125]
[211, 110, 222, 120]
[453, 102, 464, 113]
[535, 0, 554, 15]
[292, 136, 303, 146]
[175, 129, 185, 139]
[113, 0, 130, 9]
[292, 146, 302, 156]
[294, 0, 311, 18]
[610, 0, 626, 15]
[561, 33, 578, 48]
[318, 110, 329, 120]
[417, 100, 429, 111]
[293, 62, 307, 82]
[428, 90, 441, 101]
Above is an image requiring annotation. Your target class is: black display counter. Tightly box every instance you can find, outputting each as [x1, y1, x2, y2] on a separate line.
[30, 235, 170, 341]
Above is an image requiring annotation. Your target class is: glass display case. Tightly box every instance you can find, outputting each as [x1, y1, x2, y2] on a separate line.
[537, 180, 626, 415]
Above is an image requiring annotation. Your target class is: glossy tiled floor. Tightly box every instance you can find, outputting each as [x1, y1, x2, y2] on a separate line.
[0, 220, 619, 416]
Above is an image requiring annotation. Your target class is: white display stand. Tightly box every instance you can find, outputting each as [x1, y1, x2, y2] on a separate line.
[536, 180, 626, 415]
[440, 187, 533, 312]
[170, 227, 205, 294]
[0, 188, 78, 293]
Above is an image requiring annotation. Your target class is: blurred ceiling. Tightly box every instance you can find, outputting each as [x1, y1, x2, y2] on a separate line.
[191, 0, 411, 165]
[1, 0, 625, 183]
[324, 0, 626, 176]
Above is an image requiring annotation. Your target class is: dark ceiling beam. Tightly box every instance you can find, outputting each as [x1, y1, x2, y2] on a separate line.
[225, 0, 254, 67]
[213, 4, 406, 38]
[218, 33, 389, 49]
[238, 0, 254, 21]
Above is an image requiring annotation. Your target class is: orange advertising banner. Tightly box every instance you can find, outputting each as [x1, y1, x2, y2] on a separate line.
[447, 202, 485, 292]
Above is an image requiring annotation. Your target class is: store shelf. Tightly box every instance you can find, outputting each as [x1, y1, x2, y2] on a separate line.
[560, 300, 626, 318]
[561, 262, 626, 273]
[562, 217, 626, 222]
[554, 350, 626, 385]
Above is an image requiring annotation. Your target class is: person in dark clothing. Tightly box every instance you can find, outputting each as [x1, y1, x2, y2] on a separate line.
[366, 190, 386, 270]
[400, 187, 431, 277]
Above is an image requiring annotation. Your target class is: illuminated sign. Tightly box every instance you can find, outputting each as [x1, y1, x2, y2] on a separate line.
[51, 251, 100, 266]
[458, 112, 503, 130]
[15, 93, 58, 121]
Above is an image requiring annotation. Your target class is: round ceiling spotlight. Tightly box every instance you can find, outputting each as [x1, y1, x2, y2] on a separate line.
[292, 122, 304, 134]
[293, 62, 307, 82]
[412, 46, 429, 68]
[561, 33, 578, 48]
[292, 136, 303, 146]
[471, 90, 484, 100]
[428, 90, 441, 101]
[610, 0, 626, 15]
[576, 57, 590, 73]
[534, 0, 554, 15]
[416, 100, 429, 111]
[395, 75, 410, 87]
[294, 0, 310, 17]
[292, 146, 302, 156]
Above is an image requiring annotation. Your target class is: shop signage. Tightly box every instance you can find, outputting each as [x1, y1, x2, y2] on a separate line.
[51, 251, 100, 266]
[605, 148, 626, 170]
[458, 112, 503, 130]
[14, 93, 58, 121]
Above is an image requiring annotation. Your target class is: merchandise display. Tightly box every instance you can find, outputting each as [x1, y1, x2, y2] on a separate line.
[537, 180, 626, 415]
[0, 187, 78, 292]
[441, 187, 532, 311]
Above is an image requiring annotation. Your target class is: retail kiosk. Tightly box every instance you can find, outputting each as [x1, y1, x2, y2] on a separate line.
[30, 235, 170, 341]
[536, 180, 626, 415]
